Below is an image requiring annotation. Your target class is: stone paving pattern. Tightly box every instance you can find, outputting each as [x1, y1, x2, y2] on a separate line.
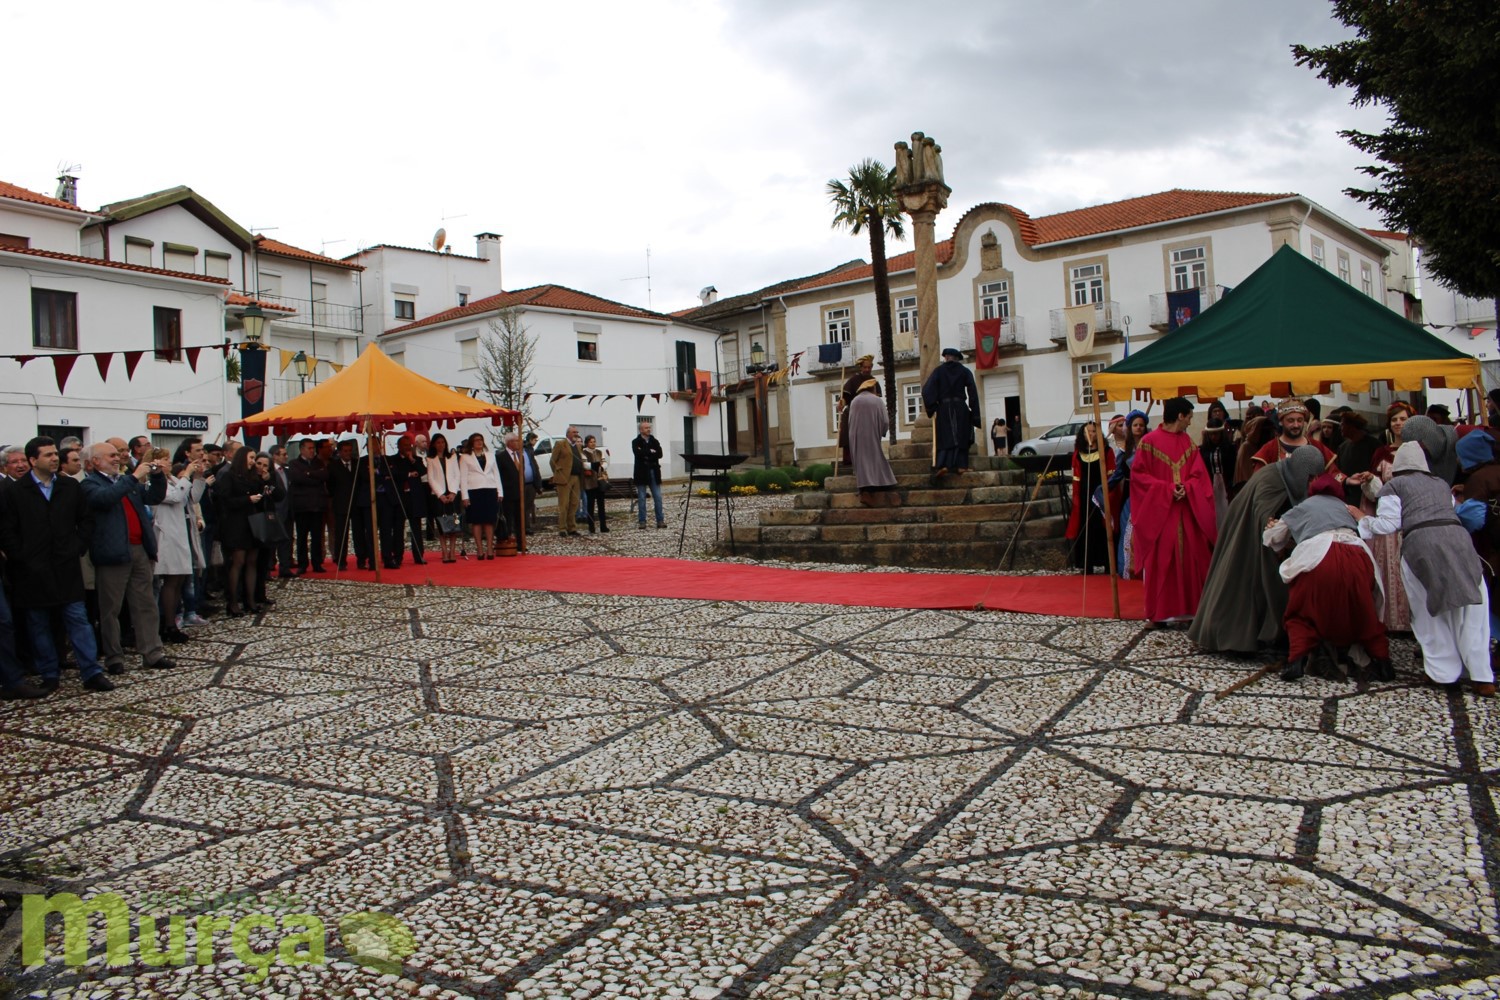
[4, 579, 1500, 999]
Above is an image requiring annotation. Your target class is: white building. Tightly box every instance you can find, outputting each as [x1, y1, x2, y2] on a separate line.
[381, 284, 724, 478]
[343, 236, 504, 337]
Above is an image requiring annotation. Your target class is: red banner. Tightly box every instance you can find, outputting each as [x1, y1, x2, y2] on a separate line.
[692, 369, 712, 416]
[973, 319, 1002, 369]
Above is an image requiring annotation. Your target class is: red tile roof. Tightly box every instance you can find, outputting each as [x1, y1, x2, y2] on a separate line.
[0, 244, 231, 284]
[0, 180, 91, 214]
[792, 189, 1298, 292]
[384, 284, 666, 335]
[1362, 227, 1409, 242]
[226, 292, 297, 312]
[256, 236, 364, 271]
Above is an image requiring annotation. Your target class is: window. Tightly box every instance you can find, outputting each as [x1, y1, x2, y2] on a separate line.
[124, 238, 153, 268]
[1361, 261, 1374, 295]
[393, 294, 415, 320]
[675, 340, 698, 391]
[163, 244, 197, 274]
[311, 281, 328, 326]
[1070, 263, 1104, 306]
[903, 382, 923, 425]
[895, 295, 918, 335]
[459, 337, 478, 369]
[1310, 238, 1326, 269]
[205, 251, 230, 280]
[1170, 245, 1207, 290]
[979, 280, 1010, 321]
[577, 331, 599, 362]
[823, 305, 852, 343]
[1077, 360, 1108, 407]
[1337, 251, 1352, 284]
[683, 416, 696, 455]
[457, 292, 469, 306]
[828, 392, 842, 432]
[259, 272, 282, 298]
[0, 232, 31, 249]
[32, 289, 77, 350]
[153, 307, 182, 362]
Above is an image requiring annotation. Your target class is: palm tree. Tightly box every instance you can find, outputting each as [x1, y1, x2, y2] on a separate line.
[828, 159, 906, 443]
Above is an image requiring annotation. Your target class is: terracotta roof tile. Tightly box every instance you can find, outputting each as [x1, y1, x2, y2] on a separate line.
[255, 236, 364, 271]
[792, 243, 955, 292]
[383, 283, 666, 335]
[675, 260, 869, 323]
[226, 292, 297, 312]
[1362, 227, 1409, 242]
[0, 180, 91, 214]
[0, 244, 231, 284]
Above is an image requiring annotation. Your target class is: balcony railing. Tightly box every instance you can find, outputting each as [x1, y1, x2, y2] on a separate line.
[1049, 300, 1122, 342]
[256, 292, 364, 333]
[958, 318, 1027, 351]
[804, 340, 864, 372]
[1147, 285, 1223, 329]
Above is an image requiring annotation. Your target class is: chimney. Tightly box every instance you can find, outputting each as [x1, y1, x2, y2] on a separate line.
[475, 232, 503, 292]
[55, 173, 78, 205]
[698, 285, 718, 305]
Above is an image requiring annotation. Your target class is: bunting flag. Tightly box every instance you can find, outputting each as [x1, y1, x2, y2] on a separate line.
[185, 347, 201, 373]
[1470, 326, 1493, 339]
[51, 355, 79, 394]
[329, 363, 344, 374]
[123, 351, 144, 380]
[587, 395, 598, 405]
[92, 352, 113, 381]
[1063, 304, 1095, 359]
[787, 350, 804, 376]
[651, 393, 662, 403]
[218, 339, 232, 357]
[1166, 288, 1199, 331]
[692, 369, 712, 415]
[278, 349, 295, 374]
[973, 318, 1002, 370]
[635, 394, 645, 411]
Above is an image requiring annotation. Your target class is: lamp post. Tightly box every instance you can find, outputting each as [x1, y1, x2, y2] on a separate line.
[237, 304, 269, 450]
[747, 340, 773, 468]
[293, 350, 309, 392]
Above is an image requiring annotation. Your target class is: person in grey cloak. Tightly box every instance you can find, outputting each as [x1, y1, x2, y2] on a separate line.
[1401, 414, 1459, 485]
[847, 379, 900, 507]
[1188, 446, 1325, 655]
[1352, 441, 1495, 695]
[921, 347, 980, 480]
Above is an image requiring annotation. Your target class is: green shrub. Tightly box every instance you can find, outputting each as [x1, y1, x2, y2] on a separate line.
[802, 462, 833, 487]
[729, 470, 757, 488]
[775, 465, 803, 483]
[752, 468, 793, 492]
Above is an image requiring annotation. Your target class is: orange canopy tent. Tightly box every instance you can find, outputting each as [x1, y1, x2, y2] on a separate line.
[227, 344, 521, 580]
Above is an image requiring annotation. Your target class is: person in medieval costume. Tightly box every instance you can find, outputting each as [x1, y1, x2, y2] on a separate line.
[836, 354, 875, 465]
[921, 347, 980, 480]
[1199, 417, 1238, 528]
[846, 380, 900, 507]
[1251, 398, 1339, 475]
[1263, 473, 1389, 682]
[1353, 441, 1494, 696]
[1067, 422, 1115, 574]
[1401, 413, 1460, 486]
[1109, 409, 1149, 579]
[1129, 397, 1217, 624]
[1455, 431, 1500, 656]
[1360, 401, 1416, 632]
[1188, 446, 1325, 655]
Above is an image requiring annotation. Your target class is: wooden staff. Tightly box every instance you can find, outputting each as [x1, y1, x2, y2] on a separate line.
[833, 365, 845, 478]
[1215, 661, 1282, 700]
[366, 418, 383, 583]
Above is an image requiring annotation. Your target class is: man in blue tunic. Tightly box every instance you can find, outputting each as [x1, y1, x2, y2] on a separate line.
[921, 347, 980, 480]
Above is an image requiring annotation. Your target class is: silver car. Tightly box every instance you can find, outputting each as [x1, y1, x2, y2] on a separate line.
[1010, 421, 1088, 457]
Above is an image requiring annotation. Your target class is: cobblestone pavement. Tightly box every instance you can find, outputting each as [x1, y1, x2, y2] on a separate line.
[4, 581, 1500, 999]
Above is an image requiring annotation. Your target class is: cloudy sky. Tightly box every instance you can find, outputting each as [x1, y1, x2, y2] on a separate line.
[5, 0, 1385, 312]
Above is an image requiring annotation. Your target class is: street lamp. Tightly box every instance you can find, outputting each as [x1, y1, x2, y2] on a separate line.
[746, 341, 773, 467]
[748, 340, 767, 372]
[239, 303, 267, 345]
[293, 350, 309, 392]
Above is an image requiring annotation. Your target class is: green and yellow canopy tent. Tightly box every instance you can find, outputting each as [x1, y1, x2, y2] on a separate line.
[1084, 243, 1481, 619]
[1092, 243, 1481, 402]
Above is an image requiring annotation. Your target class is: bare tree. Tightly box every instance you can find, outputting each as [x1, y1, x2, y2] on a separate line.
[476, 308, 542, 440]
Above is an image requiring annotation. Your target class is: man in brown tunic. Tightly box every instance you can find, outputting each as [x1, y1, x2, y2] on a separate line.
[837, 354, 874, 464]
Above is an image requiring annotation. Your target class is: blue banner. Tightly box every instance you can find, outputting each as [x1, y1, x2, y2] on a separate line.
[1167, 289, 1199, 331]
[818, 342, 843, 364]
[239, 347, 267, 449]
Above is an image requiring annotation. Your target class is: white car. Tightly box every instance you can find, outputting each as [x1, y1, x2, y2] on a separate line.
[1010, 421, 1088, 457]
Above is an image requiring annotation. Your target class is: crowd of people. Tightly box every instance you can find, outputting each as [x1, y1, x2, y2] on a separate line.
[1067, 393, 1500, 694]
[0, 420, 672, 700]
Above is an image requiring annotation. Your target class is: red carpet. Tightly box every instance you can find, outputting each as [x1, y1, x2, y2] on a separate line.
[317, 556, 1146, 619]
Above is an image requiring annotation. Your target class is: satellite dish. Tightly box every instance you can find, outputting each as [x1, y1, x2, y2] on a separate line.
[432, 228, 447, 252]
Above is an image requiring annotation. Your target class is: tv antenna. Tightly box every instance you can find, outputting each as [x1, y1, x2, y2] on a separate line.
[621, 246, 653, 309]
[57, 160, 82, 174]
[320, 238, 347, 255]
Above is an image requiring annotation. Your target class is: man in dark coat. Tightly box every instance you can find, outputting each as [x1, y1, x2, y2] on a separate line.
[385, 434, 426, 567]
[327, 439, 363, 569]
[288, 438, 329, 573]
[0, 437, 107, 693]
[498, 432, 535, 550]
[631, 421, 665, 529]
[921, 347, 980, 478]
[837, 354, 875, 464]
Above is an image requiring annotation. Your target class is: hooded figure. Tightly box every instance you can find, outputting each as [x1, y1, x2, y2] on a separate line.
[1457, 430, 1500, 639]
[1401, 414, 1459, 486]
[847, 378, 899, 504]
[1354, 441, 1494, 694]
[1188, 446, 1325, 654]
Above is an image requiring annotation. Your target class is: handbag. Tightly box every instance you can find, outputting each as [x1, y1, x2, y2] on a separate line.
[248, 510, 287, 546]
[437, 511, 460, 534]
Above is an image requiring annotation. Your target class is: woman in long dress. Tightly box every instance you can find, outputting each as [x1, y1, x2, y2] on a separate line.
[1358, 401, 1415, 632]
[426, 434, 462, 563]
[1110, 410, 1148, 578]
[1067, 422, 1114, 574]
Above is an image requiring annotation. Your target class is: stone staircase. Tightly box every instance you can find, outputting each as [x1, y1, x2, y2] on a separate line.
[724, 435, 1071, 571]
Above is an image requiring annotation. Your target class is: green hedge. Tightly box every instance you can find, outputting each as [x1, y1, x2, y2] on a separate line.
[801, 462, 833, 486]
[752, 468, 793, 491]
[775, 465, 803, 483]
[729, 470, 757, 488]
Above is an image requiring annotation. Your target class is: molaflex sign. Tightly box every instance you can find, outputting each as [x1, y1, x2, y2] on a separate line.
[146, 413, 211, 432]
[21, 891, 414, 984]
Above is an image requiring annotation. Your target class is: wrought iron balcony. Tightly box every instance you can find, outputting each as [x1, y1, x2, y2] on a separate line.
[958, 318, 1026, 351]
[804, 340, 864, 372]
[256, 292, 365, 334]
[1049, 300, 1122, 342]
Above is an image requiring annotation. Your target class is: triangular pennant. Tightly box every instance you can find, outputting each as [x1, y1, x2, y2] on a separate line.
[651, 393, 661, 402]
[306, 355, 319, 372]
[522, 393, 532, 402]
[123, 351, 144, 380]
[12, 354, 36, 367]
[52, 354, 79, 394]
[635, 394, 645, 411]
[92, 352, 113, 381]
[329, 363, 343, 373]
[185, 347, 202, 372]
[218, 339, 232, 357]
[279, 349, 295, 374]
[604, 394, 617, 402]
[587, 395, 598, 405]
[568, 394, 584, 400]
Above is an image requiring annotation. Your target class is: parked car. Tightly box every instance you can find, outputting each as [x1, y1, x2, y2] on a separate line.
[1010, 421, 1088, 457]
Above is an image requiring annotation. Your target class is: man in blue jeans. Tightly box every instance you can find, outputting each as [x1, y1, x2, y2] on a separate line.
[0, 437, 108, 694]
[631, 420, 666, 529]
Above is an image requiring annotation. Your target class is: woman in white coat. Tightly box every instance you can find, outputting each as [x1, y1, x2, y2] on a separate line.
[458, 432, 503, 560]
[426, 433, 463, 563]
[152, 449, 196, 643]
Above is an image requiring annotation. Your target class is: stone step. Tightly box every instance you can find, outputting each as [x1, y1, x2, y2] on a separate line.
[886, 458, 1017, 477]
[764, 497, 1067, 528]
[826, 471, 1022, 492]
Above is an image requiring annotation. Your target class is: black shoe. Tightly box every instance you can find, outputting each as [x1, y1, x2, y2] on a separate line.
[105, 662, 126, 675]
[413, 556, 426, 565]
[162, 628, 191, 644]
[588, 523, 596, 534]
[337, 560, 348, 570]
[226, 607, 245, 618]
[37, 677, 60, 695]
[84, 674, 116, 693]
[147, 657, 178, 670]
[655, 522, 667, 529]
[3, 680, 51, 700]
[1370, 657, 1396, 682]
[600, 525, 609, 533]
[311, 565, 327, 573]
[257, 596, 276, 607]
[1281, 657, 1307, 682]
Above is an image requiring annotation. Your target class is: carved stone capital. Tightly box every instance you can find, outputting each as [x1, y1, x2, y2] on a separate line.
[897, 181, 951, 218]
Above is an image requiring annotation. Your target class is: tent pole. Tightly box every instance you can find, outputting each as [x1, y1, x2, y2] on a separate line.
[515, 421, 526, 556]
[367, 419, 383, 583]
[1093, 391, 1121, 619]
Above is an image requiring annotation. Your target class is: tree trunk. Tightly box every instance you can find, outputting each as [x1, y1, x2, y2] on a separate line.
[868, 210, 898, 444]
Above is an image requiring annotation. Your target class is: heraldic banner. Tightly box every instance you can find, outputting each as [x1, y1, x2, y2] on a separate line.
[239, 347, 268, 450]
[973, 319, 1002, 369]
[1063, 304, 1096, 359]
[692, 369, 713, 416]
[1167, 288, 1199, 331]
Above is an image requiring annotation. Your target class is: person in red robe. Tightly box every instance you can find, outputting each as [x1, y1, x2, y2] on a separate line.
[1251, 397, 1339, 474]
[1129, 397, 1217, 624]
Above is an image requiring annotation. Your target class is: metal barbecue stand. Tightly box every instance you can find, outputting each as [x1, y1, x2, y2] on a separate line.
[678, 453, 749, 556]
